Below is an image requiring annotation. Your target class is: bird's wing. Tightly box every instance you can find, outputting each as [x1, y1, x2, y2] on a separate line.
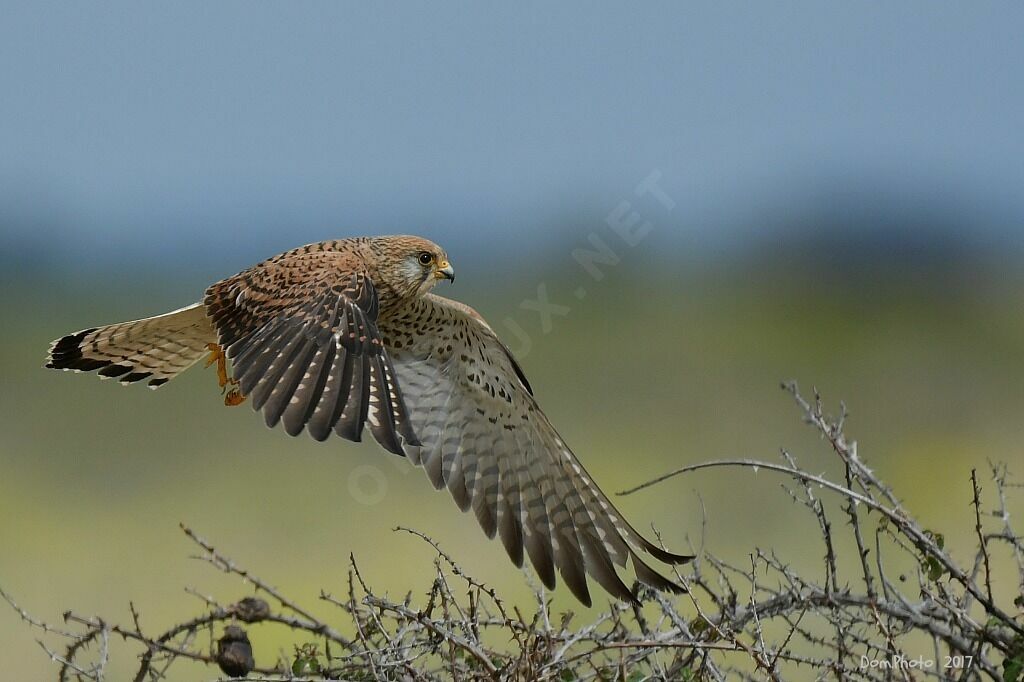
[204, 252, 418, 453]
[380, 293, 692, 606]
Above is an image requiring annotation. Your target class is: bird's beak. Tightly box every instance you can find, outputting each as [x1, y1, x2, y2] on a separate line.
[435, 260, 455, 283]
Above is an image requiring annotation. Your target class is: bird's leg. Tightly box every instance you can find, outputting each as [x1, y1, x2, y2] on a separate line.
[205, 343, 247, 406]
[205, 343, 230, 387]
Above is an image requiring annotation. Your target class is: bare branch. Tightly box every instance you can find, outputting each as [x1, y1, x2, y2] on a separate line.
[7, 384, 1021, 681]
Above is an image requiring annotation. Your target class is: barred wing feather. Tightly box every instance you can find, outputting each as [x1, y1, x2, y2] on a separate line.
[381, 294, 692, 606]
[204, 257, 417, 454]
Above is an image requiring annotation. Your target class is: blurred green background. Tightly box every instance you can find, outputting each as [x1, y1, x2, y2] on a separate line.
[2, 3, 1023, 679]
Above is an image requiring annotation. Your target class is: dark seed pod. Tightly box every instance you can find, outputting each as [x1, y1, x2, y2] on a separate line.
[217, 625, 255, 678]
[233, 596, 271, 623]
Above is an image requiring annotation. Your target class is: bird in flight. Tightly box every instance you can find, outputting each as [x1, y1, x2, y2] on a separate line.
[45, 236, 691, 605]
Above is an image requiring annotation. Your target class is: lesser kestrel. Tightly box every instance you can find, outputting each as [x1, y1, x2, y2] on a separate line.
[46, 236, 691, 605]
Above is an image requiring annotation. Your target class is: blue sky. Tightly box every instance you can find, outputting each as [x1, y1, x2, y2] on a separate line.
[1, 2, 1021, 273]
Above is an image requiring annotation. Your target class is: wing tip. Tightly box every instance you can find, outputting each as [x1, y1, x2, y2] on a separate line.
[631, 552, 688, 595]
[645, 543, 696, 566]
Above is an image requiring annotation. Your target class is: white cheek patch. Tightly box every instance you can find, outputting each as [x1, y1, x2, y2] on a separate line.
[400, 258, 436, 295]
[400, 259, 424, 283]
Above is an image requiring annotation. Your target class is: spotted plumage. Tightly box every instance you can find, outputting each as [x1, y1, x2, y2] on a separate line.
[45, 235, 692, 605]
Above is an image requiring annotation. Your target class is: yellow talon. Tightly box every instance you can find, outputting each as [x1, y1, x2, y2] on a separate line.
[224, 388, 247, 407]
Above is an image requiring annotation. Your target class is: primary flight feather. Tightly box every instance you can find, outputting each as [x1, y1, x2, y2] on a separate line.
[45, 235, 692, 605]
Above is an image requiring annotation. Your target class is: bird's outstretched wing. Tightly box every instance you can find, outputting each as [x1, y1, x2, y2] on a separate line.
[204, 253, 418, 453]
[380, 294, 692, 606]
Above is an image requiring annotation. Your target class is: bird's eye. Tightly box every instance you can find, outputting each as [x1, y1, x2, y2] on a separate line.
[418, 252, 434, 266]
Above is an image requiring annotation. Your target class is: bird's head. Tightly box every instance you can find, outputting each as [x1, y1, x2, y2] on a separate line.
[370, 235, 454, 300]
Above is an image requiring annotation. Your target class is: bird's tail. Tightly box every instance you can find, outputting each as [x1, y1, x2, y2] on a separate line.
[45, 302, 217, 389]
